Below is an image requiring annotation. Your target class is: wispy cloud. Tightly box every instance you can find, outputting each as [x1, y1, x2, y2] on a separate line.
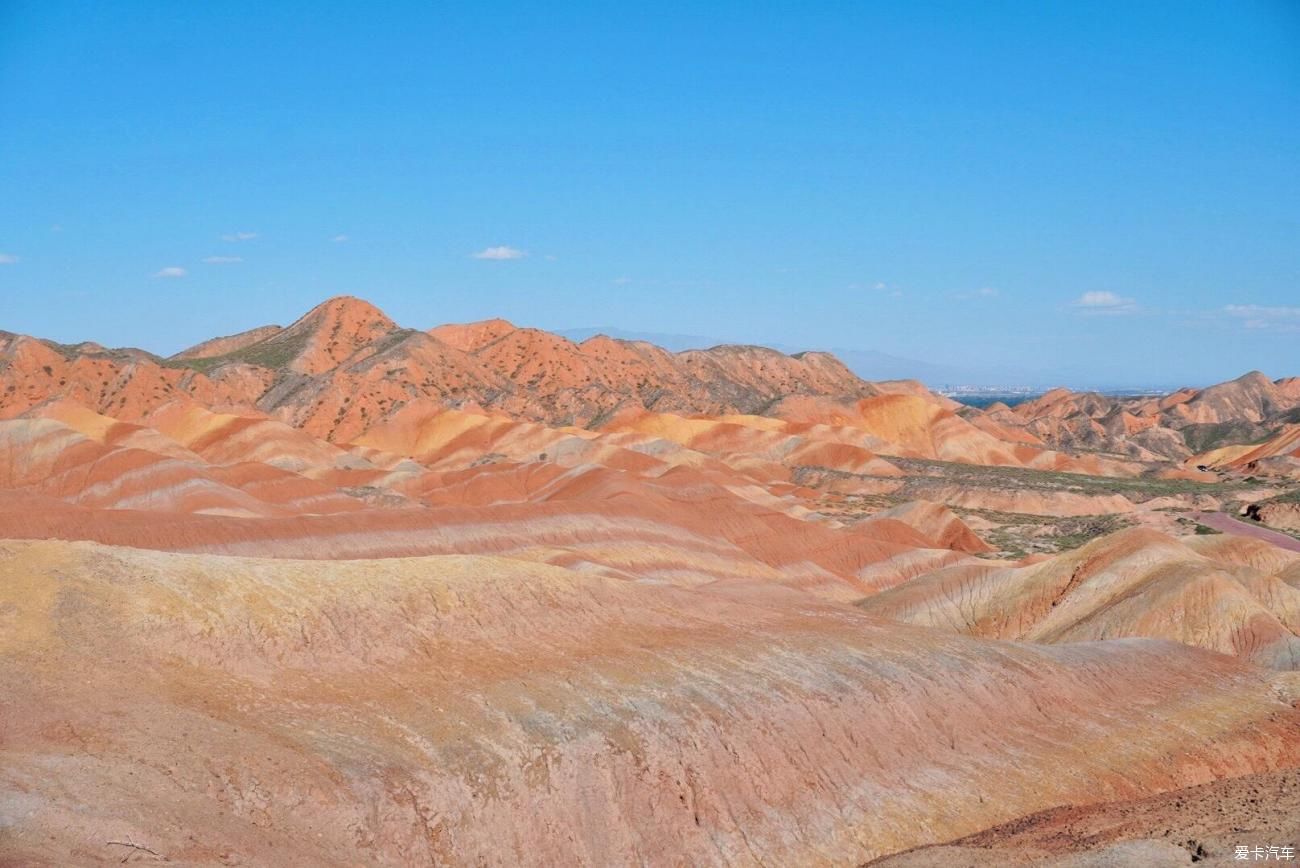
[202, 256, 242, 264]
[153, 266, 187, 278]
[954, 286, 1000, 300]
[1072, 290, 1136, 314]
[472, 245, 526, 260]
[0, 253, 18, 265]
[848, 280, 903, 297]
[220, 231, 258, 242]
[612, 276, 633, 286]
[1223, 304, 1300, 332]
[331, 234, 349, 243]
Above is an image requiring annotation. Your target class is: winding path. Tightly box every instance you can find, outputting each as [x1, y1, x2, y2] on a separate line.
[1194, 511, 1300, 554]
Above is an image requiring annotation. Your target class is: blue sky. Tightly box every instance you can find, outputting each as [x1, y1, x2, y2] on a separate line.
[1, 1, 1297, 387]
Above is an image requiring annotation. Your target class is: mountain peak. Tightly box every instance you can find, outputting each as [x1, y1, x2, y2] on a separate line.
[1232, 370, 1273, 387]
[297, 296, 397, 330]
[428, 318, 518, 352]
[260, 296, 398, 374]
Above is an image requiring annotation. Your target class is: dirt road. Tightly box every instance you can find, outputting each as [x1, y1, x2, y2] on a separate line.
[1195, 511, 1300, 554]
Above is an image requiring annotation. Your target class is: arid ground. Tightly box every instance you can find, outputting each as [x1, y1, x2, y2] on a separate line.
[3, 297, 1299, 865]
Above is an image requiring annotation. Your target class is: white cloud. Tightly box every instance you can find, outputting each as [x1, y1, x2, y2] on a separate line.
[863, 281, 903, 297]
[472, 245, 527, 260]
[220, 231, 258, 242]
[331, 234, 349, 243]
[1072, 290, 1136, 313]
[1223, 304, 1300, 332]
[0, 253, 18, 265]
[153, 266, 187, 278]
[1224, 303, 1300, 319]
[953, 286, 1000, 300]
[612, 276, 633, 286]
[202, 256, 242, 264]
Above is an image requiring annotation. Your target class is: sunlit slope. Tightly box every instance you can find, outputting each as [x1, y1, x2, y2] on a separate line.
[4, 539, 1299, 866]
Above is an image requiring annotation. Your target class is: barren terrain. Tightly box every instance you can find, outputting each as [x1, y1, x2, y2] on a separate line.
[4, 297, 1300, 865]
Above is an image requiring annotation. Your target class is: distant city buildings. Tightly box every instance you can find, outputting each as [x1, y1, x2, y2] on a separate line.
[936, 384, 1172, 398]
[935, 385, 1041, 396]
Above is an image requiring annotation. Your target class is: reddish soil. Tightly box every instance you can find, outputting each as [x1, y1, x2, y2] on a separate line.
[869, 767, 1300, 866]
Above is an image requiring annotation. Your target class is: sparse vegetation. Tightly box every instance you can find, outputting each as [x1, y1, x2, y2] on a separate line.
[1181, 421, 1273, 453]
[1264, 486, 1300, 505]
[164, 330, 313, 372]
[889, 457, 1251, 502]
[948, 507, 1134, 558]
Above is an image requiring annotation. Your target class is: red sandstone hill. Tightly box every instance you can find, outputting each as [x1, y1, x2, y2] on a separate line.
[858, 527, 1300, 669]
[2, 297, 876, 438]
[167, 296, 878, 433]
[987, 371, 1300, 462]
[6, 296, 1291, 479]
[0, 296, 1130, 476]
[4, 296, 1300, 865]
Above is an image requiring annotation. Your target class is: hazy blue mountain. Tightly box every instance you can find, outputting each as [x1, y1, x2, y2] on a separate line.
[556, 327, 720, 353]
[557, 326, 1029, 386]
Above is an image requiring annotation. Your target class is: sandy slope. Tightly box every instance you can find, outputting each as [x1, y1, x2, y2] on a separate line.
[858, 528, 1300, 669]
[870, 768, 1300, 866]
[4, 539, 1300, 866]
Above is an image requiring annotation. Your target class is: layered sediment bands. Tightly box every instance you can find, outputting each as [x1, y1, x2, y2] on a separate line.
[2, 295, 880, 442]
[770, 393, 1138, 476]
[6, 295, 1300, 864]
[868, 500, 994, 554]
[4, 540, 1300, 867]
[0, 486, 930, 596]
[0, 416, 363, 516]
[858, 528, 1300, 669]
[1196, 424, 1300, 471]
[996, 372, 1300, 462]
[4, 301, 1297, 486]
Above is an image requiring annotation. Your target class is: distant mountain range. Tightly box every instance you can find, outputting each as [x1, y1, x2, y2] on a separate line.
[558, 326, 1032, 387]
